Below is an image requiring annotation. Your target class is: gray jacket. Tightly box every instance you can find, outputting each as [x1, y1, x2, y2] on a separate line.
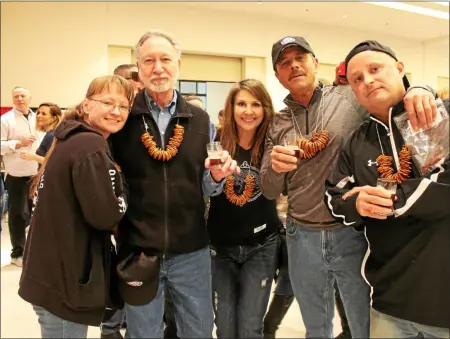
[260, 84, 368, 229]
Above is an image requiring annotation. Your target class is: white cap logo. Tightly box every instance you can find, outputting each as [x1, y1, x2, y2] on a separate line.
[281, 37, 295, 45]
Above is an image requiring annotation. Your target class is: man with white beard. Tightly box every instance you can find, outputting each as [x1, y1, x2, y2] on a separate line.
[110, 30, 239, 338]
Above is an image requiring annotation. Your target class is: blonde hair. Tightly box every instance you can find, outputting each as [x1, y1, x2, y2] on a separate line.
[30, 75, 134, 198]
[438, 88, 449, 100]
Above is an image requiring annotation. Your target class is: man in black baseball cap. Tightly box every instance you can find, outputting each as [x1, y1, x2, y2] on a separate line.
[260, 34, 439, 339]
[325, 40, 449, 337]
[271, 36, 315, 71]
[345, 40, 410, 89]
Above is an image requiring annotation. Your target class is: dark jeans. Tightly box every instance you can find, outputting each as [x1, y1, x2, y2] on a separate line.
[5, 175, 32, 258]
[164, 289, 177, 338]
[211, 234, 279, 338]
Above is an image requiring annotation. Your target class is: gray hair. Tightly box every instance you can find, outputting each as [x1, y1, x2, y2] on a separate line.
[12, 85, 30, 94]
[134, 30, 182, 60]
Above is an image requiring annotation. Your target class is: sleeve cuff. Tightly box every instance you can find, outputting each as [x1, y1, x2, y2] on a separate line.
[9, 140, 19, 152]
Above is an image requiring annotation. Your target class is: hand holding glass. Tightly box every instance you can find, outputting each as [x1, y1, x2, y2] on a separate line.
[206, 142, 223, 168]
[376, 178, 397, 215]
[284, 134, 301, 159]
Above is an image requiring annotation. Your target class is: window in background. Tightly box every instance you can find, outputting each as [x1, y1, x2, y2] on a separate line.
[177, 80, 208, 108]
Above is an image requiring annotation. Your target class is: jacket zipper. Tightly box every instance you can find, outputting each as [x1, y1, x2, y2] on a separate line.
[305, 108, 309, 135]
[163, 164, 168, 259]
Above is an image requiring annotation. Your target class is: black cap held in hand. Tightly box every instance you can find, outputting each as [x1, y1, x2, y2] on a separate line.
[272, 36, 315, 71]
[344, 40, 410, 88]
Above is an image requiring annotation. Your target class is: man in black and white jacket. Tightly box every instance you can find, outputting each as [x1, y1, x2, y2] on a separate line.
[325, 40, 449, 337]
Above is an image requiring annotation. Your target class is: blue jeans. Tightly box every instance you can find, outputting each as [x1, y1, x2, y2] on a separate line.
[101, 308, 126, 335]
[286, 218, 370, 338]
[33, 305, 88, 338]
[370, 308, 449, 338]
[125, 247, 213, 338]
[211, 234, 279, 338]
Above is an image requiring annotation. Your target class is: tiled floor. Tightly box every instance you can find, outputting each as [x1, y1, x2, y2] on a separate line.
[1, 213, 343, 338]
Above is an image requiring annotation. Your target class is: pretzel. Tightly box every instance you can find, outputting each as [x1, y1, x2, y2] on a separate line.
[141, 124, 184, 161]
[225, 174, 255, 207]
[376, 145, 412, 184]
[296, 130, 329, 159]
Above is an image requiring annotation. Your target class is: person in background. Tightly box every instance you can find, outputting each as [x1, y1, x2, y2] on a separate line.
[333, 62, 349, 86]
[18, 75, 133, 338]
[260, 35, 439, 338]
[114, 64, 143, 95]
[0, 86, 38, 267]
[20, 102, 62, 164]
[184, 94, 216, 142]
[206, 79, 280, 338]
[438, 87, 449, 100]
[325, 39, 449, 338]
[214, 110, 225, 141]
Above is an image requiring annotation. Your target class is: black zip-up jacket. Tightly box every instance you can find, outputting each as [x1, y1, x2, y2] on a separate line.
[110, 90, 210, 259]
[19, 119, 128, 326]
[325, 101, 450, 328]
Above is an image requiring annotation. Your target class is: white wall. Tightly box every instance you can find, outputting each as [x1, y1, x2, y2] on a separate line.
[1, 2, 448, 111]
[422, 38, 450, 90]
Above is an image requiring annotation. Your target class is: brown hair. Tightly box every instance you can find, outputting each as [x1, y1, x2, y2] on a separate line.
[220, 79, 274, 167]
[30, 75, 134, 198]
[35, 102, 63, 132]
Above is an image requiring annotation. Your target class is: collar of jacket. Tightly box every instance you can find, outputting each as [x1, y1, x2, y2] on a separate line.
[130, 89, 193, 119]
[369, 99, 405, 130]
[283, 81, 325, 111]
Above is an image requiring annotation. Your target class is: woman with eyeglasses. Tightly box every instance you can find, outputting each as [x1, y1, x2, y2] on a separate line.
[18, 75, 134, 338]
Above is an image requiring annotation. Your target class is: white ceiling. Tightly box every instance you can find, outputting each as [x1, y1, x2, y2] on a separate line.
[185, 1, 449, 43]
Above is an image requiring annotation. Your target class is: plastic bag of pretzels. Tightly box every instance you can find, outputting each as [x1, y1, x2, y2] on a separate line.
[394, 98, 449, 176]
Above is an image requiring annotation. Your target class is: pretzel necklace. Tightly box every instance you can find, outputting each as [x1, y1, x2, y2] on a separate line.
[375, 124, 412, 184]
[225, 153, 255, 207]
[141, 116, 184, 161]
[291, 95, 329, 159]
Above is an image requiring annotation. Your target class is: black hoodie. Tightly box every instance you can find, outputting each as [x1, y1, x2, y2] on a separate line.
[19, 119, 128, 326]
[325, 101, 450, 328]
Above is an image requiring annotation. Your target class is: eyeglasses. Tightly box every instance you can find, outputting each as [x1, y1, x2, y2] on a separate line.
[89, 98, 130, 114]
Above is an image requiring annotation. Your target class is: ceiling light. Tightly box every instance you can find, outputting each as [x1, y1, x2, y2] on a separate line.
[365, 2, 449, 20]
[342, 14, 348, 19]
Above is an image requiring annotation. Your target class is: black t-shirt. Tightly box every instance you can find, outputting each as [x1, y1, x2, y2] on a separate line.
[207, 144, 281, 246]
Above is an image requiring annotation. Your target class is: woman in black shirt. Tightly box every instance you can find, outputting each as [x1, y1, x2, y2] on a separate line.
[205, 79, 281, 338]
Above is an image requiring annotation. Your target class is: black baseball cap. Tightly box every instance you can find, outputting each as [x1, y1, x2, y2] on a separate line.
[272, 36, 315, 71]
[344, 40, 410, 88]
[116, 253, 160, 306]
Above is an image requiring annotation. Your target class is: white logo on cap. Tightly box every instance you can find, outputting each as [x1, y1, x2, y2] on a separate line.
[281, 37, 295, 45]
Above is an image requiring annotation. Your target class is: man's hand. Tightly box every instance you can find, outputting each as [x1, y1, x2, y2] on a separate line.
[355, 186, 394, 220]
[16, 135, 36, 149]
[205, 150, 240, 182]
[403, 88, 437, 131]
[271, 145, 300, 173]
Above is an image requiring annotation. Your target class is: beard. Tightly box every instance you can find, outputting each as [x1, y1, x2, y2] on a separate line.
[146, 68, 179, 93]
